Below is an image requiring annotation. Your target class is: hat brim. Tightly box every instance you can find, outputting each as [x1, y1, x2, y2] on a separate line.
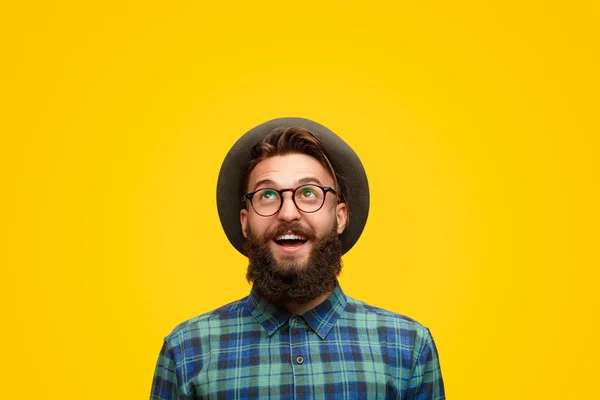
[216, 117, 369, 256]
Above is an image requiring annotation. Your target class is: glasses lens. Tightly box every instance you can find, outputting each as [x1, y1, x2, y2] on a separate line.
[294, 185, 325, 212]
[251, 189, 281, 216]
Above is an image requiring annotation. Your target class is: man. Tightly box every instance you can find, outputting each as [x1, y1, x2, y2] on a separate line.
[150, 118, 445, 399]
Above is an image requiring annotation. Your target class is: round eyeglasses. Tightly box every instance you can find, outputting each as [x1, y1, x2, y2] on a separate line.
[243, 184, 337, 217]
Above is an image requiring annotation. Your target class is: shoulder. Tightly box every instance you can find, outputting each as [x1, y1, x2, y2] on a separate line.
[345, 295, 421, 324]
[163, 296, 250, 347]
[344, 295, 434, 343]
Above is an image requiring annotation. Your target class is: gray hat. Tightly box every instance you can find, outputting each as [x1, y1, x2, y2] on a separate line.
[216, 117, 369, 255]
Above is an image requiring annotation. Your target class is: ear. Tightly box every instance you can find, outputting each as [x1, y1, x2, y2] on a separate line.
[240, 208, 248, 238]
[335, 203, 348, 234]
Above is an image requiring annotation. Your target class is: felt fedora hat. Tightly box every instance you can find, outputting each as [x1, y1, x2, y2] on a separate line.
[216, 117, 369, 255]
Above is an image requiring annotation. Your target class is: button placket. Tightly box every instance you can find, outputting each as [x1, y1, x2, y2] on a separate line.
[289, 315, 307, 368]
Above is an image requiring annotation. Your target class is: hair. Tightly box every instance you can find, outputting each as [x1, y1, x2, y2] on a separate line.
[242, 126, 349, 214]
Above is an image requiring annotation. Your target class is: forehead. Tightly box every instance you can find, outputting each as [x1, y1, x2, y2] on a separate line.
[248, 153, 334, 189]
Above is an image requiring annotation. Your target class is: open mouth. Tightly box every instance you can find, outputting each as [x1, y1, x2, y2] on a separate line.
[273, 233, 308, 250]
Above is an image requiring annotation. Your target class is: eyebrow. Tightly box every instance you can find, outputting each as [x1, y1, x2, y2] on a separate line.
[252, 177, 324, 191]
[252, 179, 277, 191]
[297, 177, 323, 186]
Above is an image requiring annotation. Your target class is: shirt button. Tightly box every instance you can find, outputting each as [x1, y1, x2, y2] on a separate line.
[294, 316, 302, 323]
[296, 356, 304, 364]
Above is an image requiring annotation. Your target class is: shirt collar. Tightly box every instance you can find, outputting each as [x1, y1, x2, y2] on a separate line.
[248, 283, 348, 340]
[247, 290, 290, 336]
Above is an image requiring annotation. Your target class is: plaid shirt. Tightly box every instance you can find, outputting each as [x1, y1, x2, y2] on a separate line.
[150, 284, 445, 399]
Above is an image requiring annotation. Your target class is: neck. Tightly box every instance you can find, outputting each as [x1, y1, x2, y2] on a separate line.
[281, 288, 334, 314]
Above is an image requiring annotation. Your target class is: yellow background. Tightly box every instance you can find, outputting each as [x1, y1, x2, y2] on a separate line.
[2, 1, 598, 398]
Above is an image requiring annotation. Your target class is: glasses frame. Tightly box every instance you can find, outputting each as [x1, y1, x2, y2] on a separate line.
[243, 184, 338, 217]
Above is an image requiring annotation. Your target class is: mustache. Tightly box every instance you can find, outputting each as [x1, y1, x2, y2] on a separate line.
[264, 222, 317, 241]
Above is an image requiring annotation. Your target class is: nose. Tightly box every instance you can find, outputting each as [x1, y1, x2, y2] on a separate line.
[277, 192, 301, 222]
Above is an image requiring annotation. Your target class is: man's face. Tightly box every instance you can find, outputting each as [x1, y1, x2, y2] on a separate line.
[240, 153, 348, 271]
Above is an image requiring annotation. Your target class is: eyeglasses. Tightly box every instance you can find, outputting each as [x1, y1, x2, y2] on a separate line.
[243, 184, 337, 217]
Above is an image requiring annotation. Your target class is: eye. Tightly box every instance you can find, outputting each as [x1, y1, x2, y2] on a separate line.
[260, 189, 279, 200]
[298, 186, 317, 198]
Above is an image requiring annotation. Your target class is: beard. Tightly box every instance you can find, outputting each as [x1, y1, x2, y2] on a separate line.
[244, 221, 343, 305]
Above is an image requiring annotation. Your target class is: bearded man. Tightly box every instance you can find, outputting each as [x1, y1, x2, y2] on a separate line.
[150, 118, 445, 399]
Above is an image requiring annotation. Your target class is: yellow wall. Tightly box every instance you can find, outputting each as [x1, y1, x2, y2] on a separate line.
[2, 1, 598, 398]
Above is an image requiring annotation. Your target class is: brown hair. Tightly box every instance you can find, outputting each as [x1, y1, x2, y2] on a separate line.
[242, 126, 349, 212]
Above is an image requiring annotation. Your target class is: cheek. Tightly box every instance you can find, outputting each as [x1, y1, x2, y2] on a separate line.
[306, 213, 336, 235]
[247, 215, 272, 236]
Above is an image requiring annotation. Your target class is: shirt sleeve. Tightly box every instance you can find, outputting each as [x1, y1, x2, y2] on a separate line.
[406, 328, 446, 400]
[150, 340, 182, 400]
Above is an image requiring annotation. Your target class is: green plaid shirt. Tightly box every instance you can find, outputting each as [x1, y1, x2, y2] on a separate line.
[150, 284, 445, 399]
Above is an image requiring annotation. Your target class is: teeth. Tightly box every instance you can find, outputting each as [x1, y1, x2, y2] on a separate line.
[275, 234, 306, 241]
